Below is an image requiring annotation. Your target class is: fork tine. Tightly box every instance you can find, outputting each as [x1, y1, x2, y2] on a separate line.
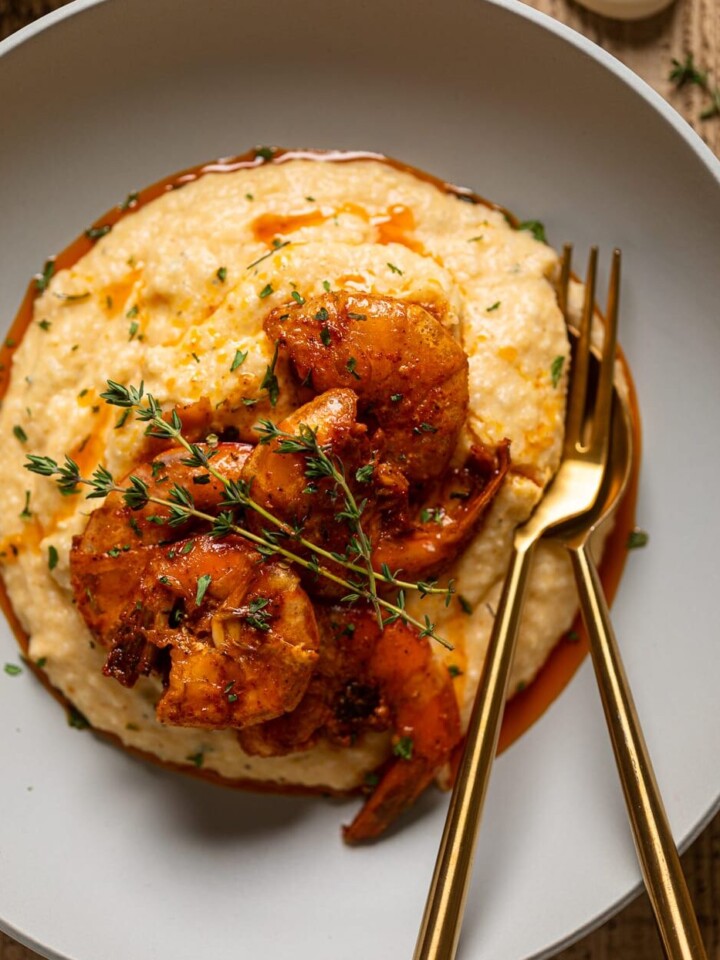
[564, 246, 597, 455]
[589, 249, 620, 458]
[558, 243, 572, 319]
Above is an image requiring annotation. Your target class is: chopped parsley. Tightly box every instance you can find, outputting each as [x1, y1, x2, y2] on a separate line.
[315, 307, 329, 322]
[119, 191, 139, 211]
[67, 706, 89, 729]
[48, 545, 59, 570]
[128, 321, 139, 341]
[35, 260, 55, 293]
[320, 326, 331, 347]
[260, 342, 280, 406]
[355, 464, 374, 483]
[458, 595, 473, 615]
[13, 425, 28, 444]
[393, 736, 414, 760]
[550, 355, 565, 388]
[413, 422, 437, 435]
[245, 596, 271, 631]
[85, 225, 111, 240]
[518, 219, 547, 243]
[627, 529, 650, 550]
[259, 283, 273, 299]
[322, 280, 331, 293]
[195, 573, 212, 606]
[216, 266, 227, 283]
[291, 290, 305, 305]
[126, 304, 139, 319]
[231, 349, 248, 372]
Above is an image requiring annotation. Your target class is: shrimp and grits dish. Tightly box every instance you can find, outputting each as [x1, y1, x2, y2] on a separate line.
[0, 148, 619, 842]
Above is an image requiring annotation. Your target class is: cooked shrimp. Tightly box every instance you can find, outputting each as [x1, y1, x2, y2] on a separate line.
[238, 605, 462, 843]
[71, 447, 320, 727]
[264, 292, 469, 483]
[241, 388, 387, 596]
[373, 439, 511, 581]
[76, 442, 252, 555]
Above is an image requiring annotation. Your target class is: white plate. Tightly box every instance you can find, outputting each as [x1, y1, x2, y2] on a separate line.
[1, 2, 719, 959]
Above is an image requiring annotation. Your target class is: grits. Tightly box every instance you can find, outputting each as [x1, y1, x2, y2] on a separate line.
[0, 157, 577, 792]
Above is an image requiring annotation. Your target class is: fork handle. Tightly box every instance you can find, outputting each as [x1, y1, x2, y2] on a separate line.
[413, 540, 536, 960]
[570, 544, 708, 960]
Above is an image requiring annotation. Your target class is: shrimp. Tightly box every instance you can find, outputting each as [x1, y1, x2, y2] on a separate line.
[71, 445, 320, 727]
[241, 388, 393, 597]
[238, 605, 462, 843]
[373, 439, 511, 581]
[264, 292, 469, 484]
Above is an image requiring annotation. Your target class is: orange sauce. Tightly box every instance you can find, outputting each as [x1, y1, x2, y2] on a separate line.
[0, 146, 639, 766]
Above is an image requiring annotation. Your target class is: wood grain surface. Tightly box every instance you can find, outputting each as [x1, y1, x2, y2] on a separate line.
[0, 1, 718, 959]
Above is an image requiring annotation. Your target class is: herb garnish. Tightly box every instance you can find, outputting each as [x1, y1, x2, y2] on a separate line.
[259, 283, 273, 299]
[669, 53, 720, 120]
[458, 595, 473, 615]
[627, 529, 649, 550]
[254, 146, 275, 161]
[322, 280, 331, 293]
[550, 355, 565, 388]
[119, 191, 139, 211]
[13, 425, 28, 445]
[245, 596, 272, 631]
[518, 220, 547, 243]
[320, 326, 331, 347]
[393, 736, 414, 760]
[291, 291, 305, 306]
[35, 260, 55, 294]
[231, 349, 248, 372]
[195, 573, 212, 606]
[216, 266, 227, 283]
[346, 357, 361, 380]
[26, 382, 456, 650]
[85, 225, 112, 240]
[4, 663, 22, 677]
[186, 751, 204, 768]
[448, 664, 463, 677]
[387, 262, 403, 275]
[48, 545, 59, 570]
[246, 241, 290, 271]
[38, 320, 51, 331]
[260, 343, 280, 406]
[19, 491, 31, 519]
[347, 312, 366, 321]
[486, 301, 501, 313]
[128, 321, 139, 341]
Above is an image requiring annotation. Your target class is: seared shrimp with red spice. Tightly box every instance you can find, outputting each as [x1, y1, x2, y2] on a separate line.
[265, 291, 469, 483]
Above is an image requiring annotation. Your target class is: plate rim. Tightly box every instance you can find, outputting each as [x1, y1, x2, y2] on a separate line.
[0, 2, 719, 959]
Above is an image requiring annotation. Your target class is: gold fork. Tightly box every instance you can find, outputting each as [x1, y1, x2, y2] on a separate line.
[413, 247, 621, 960]
[549, 293, 708, 959]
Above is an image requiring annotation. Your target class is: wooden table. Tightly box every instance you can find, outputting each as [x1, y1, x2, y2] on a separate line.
[1, 2, 718, 959]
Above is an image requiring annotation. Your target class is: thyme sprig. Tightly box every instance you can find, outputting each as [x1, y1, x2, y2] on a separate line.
[255, 418, 383, 627]
[25, 456, 452, 650]
[95, 381, 450, 601]
[25, 381, 454, 648]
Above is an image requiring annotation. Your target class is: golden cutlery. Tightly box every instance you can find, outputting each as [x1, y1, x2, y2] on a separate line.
[550, 323, 707, 958]
[413, 247, 621, 960]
